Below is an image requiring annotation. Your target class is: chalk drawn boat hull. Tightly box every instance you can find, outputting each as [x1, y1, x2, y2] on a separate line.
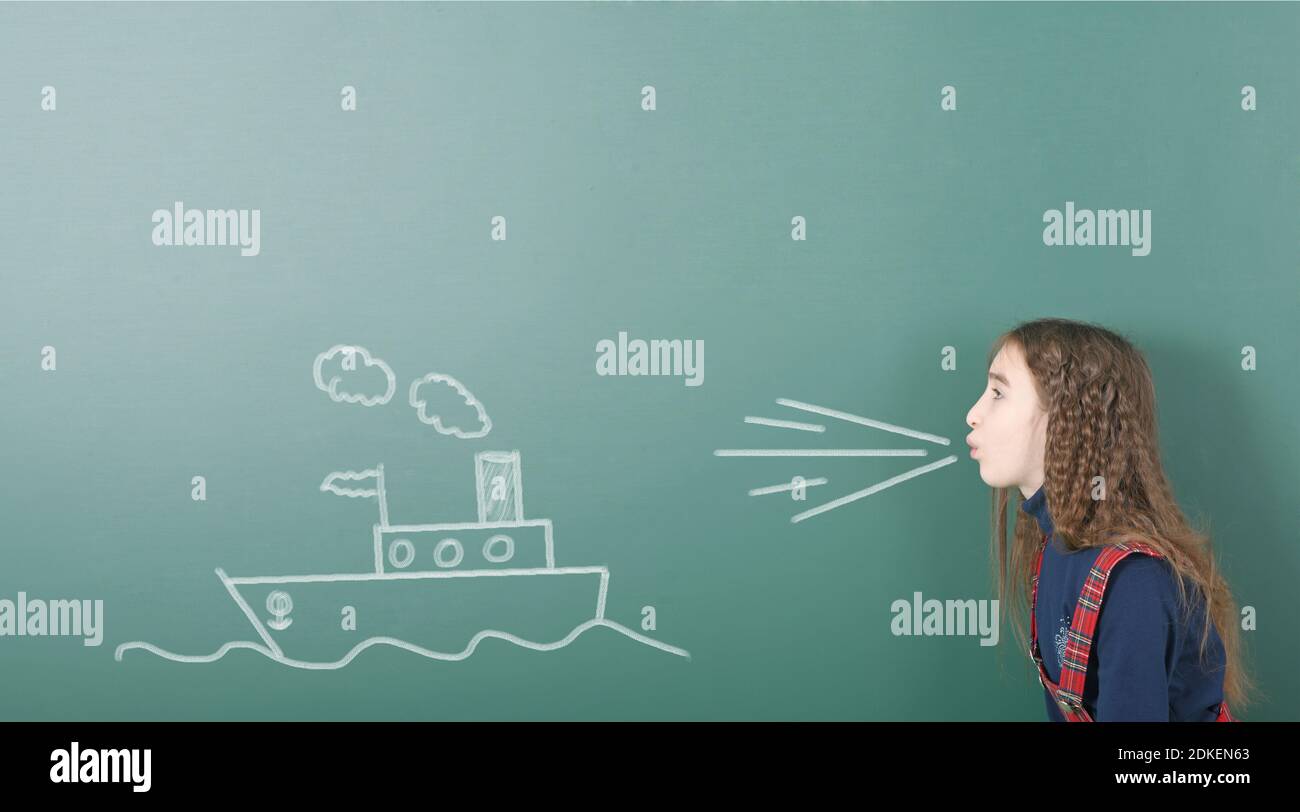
[115, 454, 692, 667]
[219, 566, 610, 664]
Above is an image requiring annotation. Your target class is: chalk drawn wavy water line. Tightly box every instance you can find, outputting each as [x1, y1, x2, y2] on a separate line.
[114, 618, 691, 671]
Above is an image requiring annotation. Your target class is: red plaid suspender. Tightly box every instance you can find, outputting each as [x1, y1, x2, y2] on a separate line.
[1030, 532, 1236, 722]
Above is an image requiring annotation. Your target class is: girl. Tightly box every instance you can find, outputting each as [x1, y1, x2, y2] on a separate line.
[964, 318, 1256, 721]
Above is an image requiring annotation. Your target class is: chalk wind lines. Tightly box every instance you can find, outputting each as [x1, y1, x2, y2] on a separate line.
[775, 398, 950, 446]
[749, 478, 828, 496]
[716, 397, 956, 522]
[714, 449, 925, 457]
[743, 416, 825, 433]
[789, 455, 958, 523]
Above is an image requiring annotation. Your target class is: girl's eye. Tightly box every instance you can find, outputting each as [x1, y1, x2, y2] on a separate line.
[992, 388, 1003, 400]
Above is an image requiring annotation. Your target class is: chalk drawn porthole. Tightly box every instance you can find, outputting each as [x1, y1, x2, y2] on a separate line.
[388, 539, 415, 569]
[434, 538, 464, 568]
[483, 534, 514, 564]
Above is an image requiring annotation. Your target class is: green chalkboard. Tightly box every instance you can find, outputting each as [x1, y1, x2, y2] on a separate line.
[1, 2, 1295, 721]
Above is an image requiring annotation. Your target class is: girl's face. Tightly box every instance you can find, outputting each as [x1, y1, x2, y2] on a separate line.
[965, 341, 1048, 498]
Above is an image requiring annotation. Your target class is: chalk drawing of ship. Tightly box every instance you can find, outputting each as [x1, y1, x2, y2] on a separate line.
[116, 451, 690, 669]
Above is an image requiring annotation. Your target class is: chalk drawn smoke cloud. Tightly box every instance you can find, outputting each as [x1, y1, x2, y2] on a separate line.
[312, 345, 396, 407]
[409, 372, 492, 439]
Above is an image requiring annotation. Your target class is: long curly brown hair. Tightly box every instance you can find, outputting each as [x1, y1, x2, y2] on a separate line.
[987, 317, 1257, 714]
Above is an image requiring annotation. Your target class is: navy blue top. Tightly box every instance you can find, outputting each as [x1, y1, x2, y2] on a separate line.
[1021, 484, 1227, 721]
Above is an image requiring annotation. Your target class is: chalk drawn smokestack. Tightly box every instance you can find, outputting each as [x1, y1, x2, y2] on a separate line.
[475, 451, 523, 522]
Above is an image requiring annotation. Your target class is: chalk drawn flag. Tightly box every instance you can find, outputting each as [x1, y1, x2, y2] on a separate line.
[319, 465, 390, 526]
